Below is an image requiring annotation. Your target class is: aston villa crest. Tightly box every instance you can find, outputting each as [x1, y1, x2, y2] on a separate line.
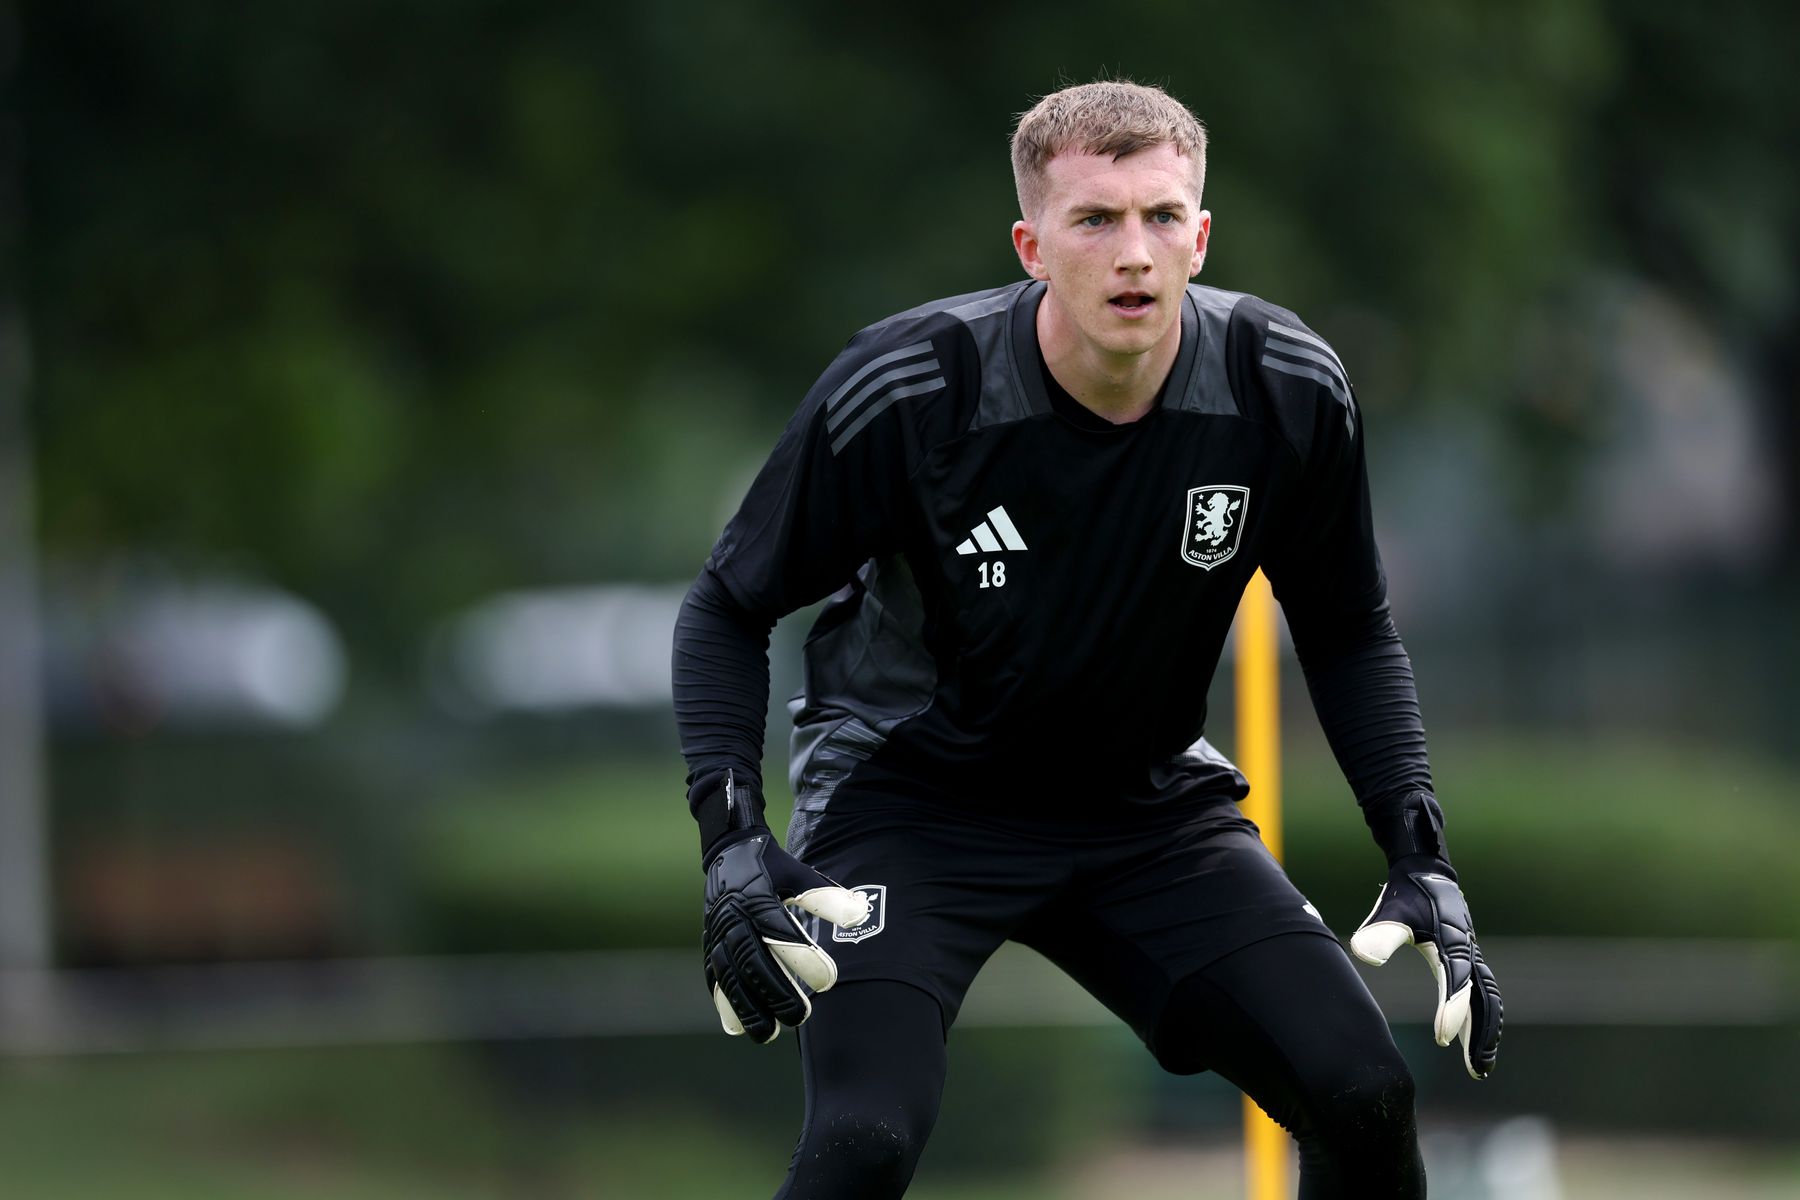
[1181, 485, 1249, 570]
[831, 885, 887, 943]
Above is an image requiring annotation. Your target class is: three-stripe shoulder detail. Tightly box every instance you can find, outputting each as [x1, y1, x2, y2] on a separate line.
[825, 340, 947, 454]
[1261, 320, 1355, 435]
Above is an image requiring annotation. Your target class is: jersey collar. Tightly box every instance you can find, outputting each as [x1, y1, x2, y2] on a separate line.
[1008, 280, 1200, 425]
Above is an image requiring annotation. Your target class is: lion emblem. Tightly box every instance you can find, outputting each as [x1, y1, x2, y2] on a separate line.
[1180, 485, 1250, 571]
[1195, 492, 1241, 547]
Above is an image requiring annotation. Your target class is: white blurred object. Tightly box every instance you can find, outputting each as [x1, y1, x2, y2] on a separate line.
[1477, 1117, 1563, 1200]
[1589, 285, 1780, 570]
[1424, 1116, 1563, 1200]
[119, 586, 346, 727]
[433, 584, 686, 714]
[45, 571, 347, 731]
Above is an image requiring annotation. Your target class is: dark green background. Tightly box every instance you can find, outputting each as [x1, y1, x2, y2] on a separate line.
[9, 2, 1799, 1195]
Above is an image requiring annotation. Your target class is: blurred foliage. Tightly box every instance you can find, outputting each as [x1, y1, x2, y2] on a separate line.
[1283, 735, 1800, 942]
[21, 1, 1800, 673]
[405, 734, 1800, 954]
[48, 731, 400, 962]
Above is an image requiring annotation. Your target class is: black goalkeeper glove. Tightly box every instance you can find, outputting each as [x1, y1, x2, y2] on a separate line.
[693, 770, 871, 1044]
[1351, 854, 1504, 1079]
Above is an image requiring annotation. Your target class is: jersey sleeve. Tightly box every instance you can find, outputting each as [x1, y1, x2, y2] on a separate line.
[1244, 304, 1442, 857]
[707, 326, 941, 618]
[1247, 306, 1385, 655]
[674, 324, 948, 828]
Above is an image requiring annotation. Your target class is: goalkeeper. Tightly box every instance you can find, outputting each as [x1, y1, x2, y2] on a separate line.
[673, 78, 1501, 1200]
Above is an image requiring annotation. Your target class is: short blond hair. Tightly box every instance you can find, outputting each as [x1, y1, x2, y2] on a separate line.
[1011, 79, 1208, 219]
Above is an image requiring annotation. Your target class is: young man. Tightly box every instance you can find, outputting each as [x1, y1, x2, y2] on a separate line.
[673, 80, 1502, 1198]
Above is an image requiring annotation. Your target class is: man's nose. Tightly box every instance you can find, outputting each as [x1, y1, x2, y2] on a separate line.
[1115, 221, 1154, 273]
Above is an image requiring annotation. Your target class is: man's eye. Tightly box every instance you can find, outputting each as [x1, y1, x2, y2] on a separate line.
[1080, 214, 1106, 228]
[1152, 212, 1177, 225]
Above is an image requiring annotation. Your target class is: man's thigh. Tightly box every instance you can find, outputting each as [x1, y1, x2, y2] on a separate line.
[777, 981, 950, 1200]
[1153, 930, 1403, 1084]
[1157, 934, 1424, 1200]
[789, 797, 1066, 1027]
[1014, 801, 1340, 1058]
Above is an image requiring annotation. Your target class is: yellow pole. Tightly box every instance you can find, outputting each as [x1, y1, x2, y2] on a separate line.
[1235, 569, 1289, 1200]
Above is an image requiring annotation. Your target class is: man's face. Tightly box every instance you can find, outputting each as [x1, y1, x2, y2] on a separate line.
[1012, 142, 1210, 361]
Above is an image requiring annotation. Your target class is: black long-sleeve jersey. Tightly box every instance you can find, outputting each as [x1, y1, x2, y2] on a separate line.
[675, 279, 1436, 843]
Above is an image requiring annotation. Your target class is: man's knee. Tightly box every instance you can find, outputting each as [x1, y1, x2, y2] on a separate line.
[1292, 1056, 1423, 1195]
[1307, 1053, 1416, 1143]
[802, 1106, 931, 1192]
[783, 981, 947, 1197]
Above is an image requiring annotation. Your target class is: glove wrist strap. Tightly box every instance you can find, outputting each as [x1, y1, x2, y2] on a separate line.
[1363, 789, 1450, 868]
[1389, 851, 1458, 883]
[692, 768, 769, 865]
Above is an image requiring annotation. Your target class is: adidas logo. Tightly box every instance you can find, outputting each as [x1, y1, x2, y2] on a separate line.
[954, 506, 1028, 555]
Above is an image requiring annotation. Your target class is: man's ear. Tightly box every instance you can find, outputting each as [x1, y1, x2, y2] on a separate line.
[1190, 210, 1212, 277]
[1013, 220, 1050, 281]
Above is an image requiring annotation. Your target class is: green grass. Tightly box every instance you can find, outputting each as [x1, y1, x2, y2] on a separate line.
[1, 1043, 1796, 1198]
[0, 1039, 1122, 1200]
[0, 1048, 512, 1200]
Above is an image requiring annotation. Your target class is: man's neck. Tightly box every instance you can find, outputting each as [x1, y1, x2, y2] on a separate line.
[1036, 291, 1182, 425]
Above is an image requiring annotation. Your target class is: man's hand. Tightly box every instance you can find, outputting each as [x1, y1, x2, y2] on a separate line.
[1350, 859, 1503, 1079]
[703, 832, 872, 1044]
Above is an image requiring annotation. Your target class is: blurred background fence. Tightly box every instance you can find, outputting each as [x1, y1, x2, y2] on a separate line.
[3, 1, 1798, 1196]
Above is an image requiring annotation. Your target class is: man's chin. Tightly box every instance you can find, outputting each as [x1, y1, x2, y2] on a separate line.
[1089, 320, 1169, 359]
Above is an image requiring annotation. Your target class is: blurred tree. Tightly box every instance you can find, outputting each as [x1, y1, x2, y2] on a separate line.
[19, 0, 1797, 679]
[1586, 0, 1800, 561]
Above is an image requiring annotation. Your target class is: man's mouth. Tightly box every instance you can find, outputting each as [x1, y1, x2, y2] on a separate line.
[1109, 291, 1155, 315]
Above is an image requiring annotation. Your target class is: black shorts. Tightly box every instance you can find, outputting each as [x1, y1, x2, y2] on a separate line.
[787, 787, 1339, 1051]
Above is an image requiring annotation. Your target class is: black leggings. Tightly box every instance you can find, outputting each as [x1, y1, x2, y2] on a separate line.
[774, 933, 1422, 1199]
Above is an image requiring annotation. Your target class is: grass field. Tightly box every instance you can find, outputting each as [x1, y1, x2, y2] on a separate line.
[1, 1042, 1796, 1198]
